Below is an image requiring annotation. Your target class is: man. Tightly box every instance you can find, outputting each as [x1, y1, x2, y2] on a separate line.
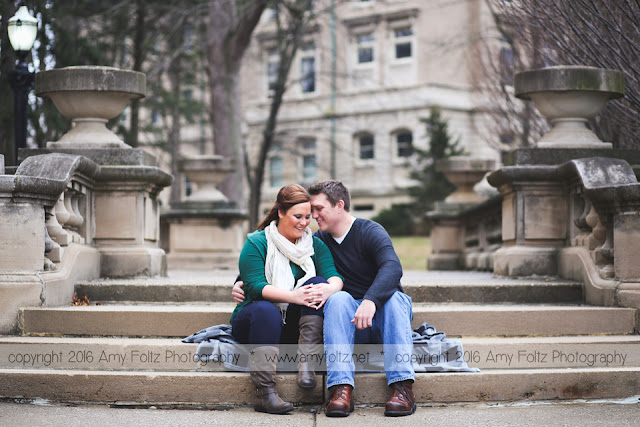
[233, 180, 416, 417]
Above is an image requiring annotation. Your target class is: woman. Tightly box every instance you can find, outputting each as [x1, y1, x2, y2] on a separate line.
[231, 184, 343, 414]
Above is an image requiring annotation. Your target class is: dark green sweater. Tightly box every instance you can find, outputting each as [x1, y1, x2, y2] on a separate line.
[230, 230, 342, 324]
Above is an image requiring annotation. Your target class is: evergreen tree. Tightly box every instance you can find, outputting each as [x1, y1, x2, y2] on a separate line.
[373, 108, 464, 235]
[408, 108, 465, 231]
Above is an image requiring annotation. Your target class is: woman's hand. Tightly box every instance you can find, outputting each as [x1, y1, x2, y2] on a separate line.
[304, 276, 344, 310]
[232, 281, 245, 303]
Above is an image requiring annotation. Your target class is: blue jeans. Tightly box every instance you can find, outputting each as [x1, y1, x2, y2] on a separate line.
[323, 290, 415, 388]
[232, 276, 326, 345]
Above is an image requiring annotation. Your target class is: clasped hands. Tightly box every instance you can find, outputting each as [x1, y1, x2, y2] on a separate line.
[232, 281, 376, 329]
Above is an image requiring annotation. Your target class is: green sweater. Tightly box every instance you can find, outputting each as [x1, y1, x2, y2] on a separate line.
[230, 230, 342, 324]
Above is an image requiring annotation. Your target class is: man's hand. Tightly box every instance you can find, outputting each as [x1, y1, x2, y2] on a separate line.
[232, 281, 245, 303]
[351, 299, 376, 330]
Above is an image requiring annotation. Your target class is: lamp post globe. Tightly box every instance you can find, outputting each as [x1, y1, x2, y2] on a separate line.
[7, 6, 38, 166]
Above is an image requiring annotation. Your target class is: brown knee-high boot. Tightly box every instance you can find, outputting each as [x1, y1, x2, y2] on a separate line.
[297, 315, 323, 389]
[250, 346, 294, 414]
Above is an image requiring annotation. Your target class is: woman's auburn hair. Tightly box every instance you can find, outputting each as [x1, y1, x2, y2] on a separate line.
[257, 184, 311, 230]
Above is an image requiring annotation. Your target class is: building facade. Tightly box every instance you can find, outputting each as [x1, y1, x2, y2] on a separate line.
[241, 0, 498, 218]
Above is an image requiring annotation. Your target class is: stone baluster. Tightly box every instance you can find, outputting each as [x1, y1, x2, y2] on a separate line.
[586, 205, 606, 251]
[45, 205, 63, 263]
[571, 192, 591, 247]
[594, 214, 615, 279]
[53, 193, 72, 246]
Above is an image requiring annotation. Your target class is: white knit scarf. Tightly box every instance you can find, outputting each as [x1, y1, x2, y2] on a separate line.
[264, 220, 316, 319]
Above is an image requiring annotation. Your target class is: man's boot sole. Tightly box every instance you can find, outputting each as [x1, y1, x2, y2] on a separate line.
[384, 403, 416, 417]
[254, 404, 294, 414]
[325, 404, 354, 417]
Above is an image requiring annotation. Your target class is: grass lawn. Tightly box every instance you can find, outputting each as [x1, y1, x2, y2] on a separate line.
[391, 235, 431, 270]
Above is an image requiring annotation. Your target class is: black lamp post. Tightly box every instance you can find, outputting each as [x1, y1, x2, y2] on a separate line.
[7, 6, 37, 166]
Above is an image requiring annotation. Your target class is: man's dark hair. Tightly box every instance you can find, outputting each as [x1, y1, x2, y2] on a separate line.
[307, 180, 351, 211]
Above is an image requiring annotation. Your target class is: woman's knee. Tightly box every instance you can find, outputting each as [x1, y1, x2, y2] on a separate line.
[248, 301, 282, 327]
[302, 276, 327, 286]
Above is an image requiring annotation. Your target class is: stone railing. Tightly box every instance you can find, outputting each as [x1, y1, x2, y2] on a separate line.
[0, 66, 173, 334]
[428, 194, 502, 271]
[427, 157, 498, 271]
[15, 154, 100, 270]
[428, 65, 640, 309]
[0, 153, 102, 333]
[557, 158, 640, 308]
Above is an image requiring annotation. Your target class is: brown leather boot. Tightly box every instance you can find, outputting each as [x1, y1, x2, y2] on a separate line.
[384, 379, 416, 417]
[249, 346, 294, 414]
[297, 315, 323, 389]
[325, 384, 354, 417]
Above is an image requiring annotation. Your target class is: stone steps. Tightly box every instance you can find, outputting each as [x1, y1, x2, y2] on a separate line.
[75, 271, 583, 304]
[2, 271, 638, 406]
[1, 335, 639, 371]
[2, 367, 639, 405]
[20, 303, 636, 337]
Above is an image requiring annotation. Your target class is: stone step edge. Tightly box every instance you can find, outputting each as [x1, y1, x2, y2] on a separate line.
[1, 334, 639, 370]
[20, 304, 637, 338]
[75, 281, 584, 304]
[1, 368, 639, 405]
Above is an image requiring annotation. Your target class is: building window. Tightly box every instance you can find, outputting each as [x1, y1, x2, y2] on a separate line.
[359, 133, 375, 159]
[301, 42, 316, 93]
[394, 27, 413, 59]
[270, 156, 284, 188]
[357, 33, 375, 64]
[151, 109, 159, 125]
[396, 131, 413, 157]
[354, 204, 374, 211]
[267, 48, 279, 93]
[299, 138, 317, 183]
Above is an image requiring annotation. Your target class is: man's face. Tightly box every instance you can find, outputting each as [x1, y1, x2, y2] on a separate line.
[311, 193, 342, 234]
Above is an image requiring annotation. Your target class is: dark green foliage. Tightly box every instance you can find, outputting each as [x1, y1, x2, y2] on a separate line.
[408, 108, 465, 232]
[0, 0, 208, 161]
[371, 204, 415, 236]
[373, 108, 464, 236]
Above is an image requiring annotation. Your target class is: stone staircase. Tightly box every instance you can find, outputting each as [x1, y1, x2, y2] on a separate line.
[1, 270, 639, 407]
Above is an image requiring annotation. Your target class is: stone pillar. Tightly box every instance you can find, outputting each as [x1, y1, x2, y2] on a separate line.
[488, 167, 567, 276]
[162, 155, 247, 270]
[490, 65, 625, 277]
[32, 66, 172, 278]
[427, 157, 495, 270]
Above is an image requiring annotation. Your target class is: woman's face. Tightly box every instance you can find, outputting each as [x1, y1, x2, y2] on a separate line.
[278, 201, 311, 243]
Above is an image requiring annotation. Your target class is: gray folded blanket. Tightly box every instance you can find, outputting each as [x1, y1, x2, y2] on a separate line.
[182, 322, 479, 373]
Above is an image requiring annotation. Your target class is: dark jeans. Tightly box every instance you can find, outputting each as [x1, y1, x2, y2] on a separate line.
[232, 276, 326, 345]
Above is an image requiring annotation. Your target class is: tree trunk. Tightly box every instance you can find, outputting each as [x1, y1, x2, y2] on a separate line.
[248, 1, 309, 229]
[168, 29, 183, 205]
[129, 0, 147, 148]
[206, 0, 269, 209]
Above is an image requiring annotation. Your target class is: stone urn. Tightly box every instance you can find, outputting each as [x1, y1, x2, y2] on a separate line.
[35, 66, 146, 149]
[514, 66, 624, 149]
[437, 157, 496, 204]
[179, 155, 235, 202]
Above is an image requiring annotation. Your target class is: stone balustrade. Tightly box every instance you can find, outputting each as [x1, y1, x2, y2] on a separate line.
[426, 65, 640, 309]
[427, 157, 498, 270]
[0, 153, 101, 333]
[428, 195, 502, 271]
[0, 66, 173, 333]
